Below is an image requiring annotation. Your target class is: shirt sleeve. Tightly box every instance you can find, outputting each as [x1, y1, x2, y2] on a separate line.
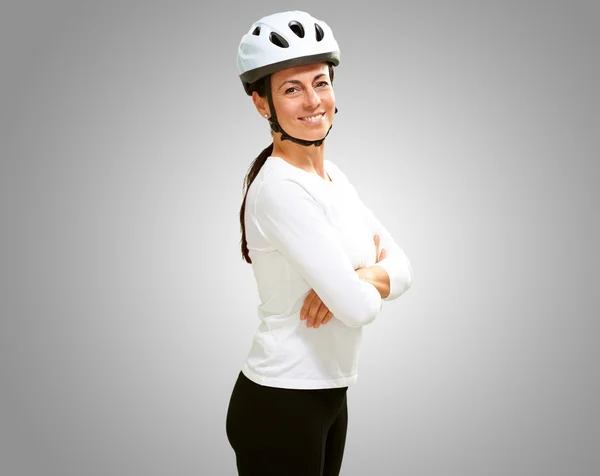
[360, 202, 413, 301]
[335, 170, 412, 302]
[253, 178, 382, 328]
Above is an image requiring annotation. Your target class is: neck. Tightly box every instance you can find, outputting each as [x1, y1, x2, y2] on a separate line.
[272, 135, 327, 179]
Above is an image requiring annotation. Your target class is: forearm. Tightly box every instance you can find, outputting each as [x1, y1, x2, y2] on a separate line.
[356, 266, 390, 299]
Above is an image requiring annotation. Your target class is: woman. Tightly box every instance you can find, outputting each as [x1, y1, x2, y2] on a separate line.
[226, 11, 413, 476]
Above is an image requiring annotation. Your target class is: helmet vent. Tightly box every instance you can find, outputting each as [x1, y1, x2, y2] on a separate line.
[288, 21, 305, 38]
[315, 23, 324, 41]
[269, 32, 290, 48]
[252, 26, 261, 36]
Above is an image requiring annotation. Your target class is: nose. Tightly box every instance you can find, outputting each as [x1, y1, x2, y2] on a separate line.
[304, 87, 321, 109]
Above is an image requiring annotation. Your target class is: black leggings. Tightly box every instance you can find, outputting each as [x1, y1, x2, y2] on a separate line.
[226, 371, 349, 476]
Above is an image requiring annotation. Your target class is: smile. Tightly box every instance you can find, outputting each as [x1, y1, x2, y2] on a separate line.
[298, 112, 325, 123]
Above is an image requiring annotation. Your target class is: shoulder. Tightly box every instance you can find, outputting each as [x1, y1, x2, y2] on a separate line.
[256, 158, 322, 198]
[255, 176, 316, 206]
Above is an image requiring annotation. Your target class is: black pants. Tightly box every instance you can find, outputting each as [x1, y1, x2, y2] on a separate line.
[226, 371, 349, 476]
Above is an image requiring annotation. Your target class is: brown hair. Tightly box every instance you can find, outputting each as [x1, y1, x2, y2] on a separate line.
[239, 63, 335, 264]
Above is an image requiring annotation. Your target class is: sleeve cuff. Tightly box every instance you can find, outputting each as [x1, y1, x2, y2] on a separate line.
[374, 255, 413, 301]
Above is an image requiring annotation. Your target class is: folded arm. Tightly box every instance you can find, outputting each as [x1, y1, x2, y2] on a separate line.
[254, 179, 382, 328]
[346, 181, 413, 301]
[362, 204, 413, 301]
[357, 265, 391, 299]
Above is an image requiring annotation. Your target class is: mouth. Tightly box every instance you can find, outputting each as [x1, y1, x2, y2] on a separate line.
[298, 112, 326, 123]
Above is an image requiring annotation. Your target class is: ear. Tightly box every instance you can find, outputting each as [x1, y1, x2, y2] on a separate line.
[252, 91, 270, 118]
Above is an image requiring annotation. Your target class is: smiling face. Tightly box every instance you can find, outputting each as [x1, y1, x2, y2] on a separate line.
[267, 62, 335, 141]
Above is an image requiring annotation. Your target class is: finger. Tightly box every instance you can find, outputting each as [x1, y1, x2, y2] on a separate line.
[321, 311, 334, 326]
[378, 248, 386, 262]
[300, 293, 309, 320]
[301, 290, 318, 320]
[313, 305, 330, 328]
[374, 234, 380, 260]
[307, 299, 325, 328]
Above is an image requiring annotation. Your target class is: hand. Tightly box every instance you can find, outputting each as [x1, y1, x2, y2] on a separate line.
[373, 233, 387, 262]
[356, 233, 387, 280]
[300, 289, 333, 329]
[300, 234, 386, 329]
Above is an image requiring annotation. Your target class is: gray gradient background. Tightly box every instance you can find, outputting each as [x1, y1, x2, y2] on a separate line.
[1, 1, 598, 475]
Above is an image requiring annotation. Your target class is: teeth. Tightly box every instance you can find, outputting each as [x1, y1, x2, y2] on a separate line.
[301, 113, 324, 122]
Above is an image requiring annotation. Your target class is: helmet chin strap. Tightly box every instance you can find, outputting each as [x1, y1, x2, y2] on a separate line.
[266, 76, 337, 148]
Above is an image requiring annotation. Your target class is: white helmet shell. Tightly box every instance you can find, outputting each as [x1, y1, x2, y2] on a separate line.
[237, 11, 340, 95]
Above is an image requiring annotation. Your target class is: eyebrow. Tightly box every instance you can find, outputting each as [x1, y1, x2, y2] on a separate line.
[278, 73, 327, 90]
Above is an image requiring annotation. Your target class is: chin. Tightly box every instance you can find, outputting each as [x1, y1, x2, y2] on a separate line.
[288, 121, 332, 141]
[294, 130, 329, 142]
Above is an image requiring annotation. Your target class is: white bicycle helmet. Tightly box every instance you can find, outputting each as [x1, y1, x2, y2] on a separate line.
[237, 11, 340, 95]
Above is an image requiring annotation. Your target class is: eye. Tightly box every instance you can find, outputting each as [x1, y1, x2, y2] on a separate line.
[285, 86, 298, 94]
[316, 81, 329, 87]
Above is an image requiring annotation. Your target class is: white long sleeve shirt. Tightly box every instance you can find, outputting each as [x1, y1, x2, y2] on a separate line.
[241, 156, 413, 389]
